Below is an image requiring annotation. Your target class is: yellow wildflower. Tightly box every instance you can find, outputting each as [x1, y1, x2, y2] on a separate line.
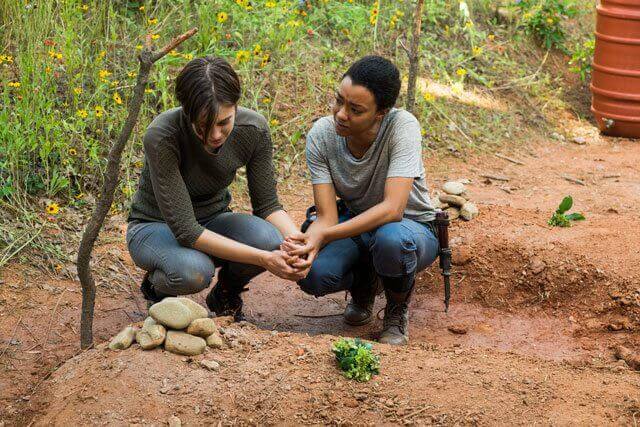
[182, 53, 194, 60]
[73, 87, 82, 95]
[110, 80, 120, 87]
[423, 92, 435, 103]
[151, 34, 160, 40]
[253, 44, 262, 55]
[148, 17, 158, 25]
[98, 69, 112, 79]
[127, 71, 137, 78]
[48, 49, 56, 58]
[235, 50, 250, 63]
[270, 119, 279, 126]
[46, 203, 60, 215]
[546, 17, 554, 24]
[7, 82, 21, 88]
[217, 12, 228, 23]
[113, 92, 123, 105]
[169, 49, 179, 57]
[472, 46, 483, 56]
[260, 53, 270, 68]
[262, 97, 271, 104]
[145, 88, 153, 93]
[134, 160, 144, 168]
[139, 5, 145, 11]
[76, 109, 88, 118]
[68, 148, 77, 156]
[94, 105, 104, 117]
[80, 4, 88, 11]
[265, 1, 276, 7]
[136, 44, 143, 50]
[75, 193, 85, 200]
[98, 50, 107, 59]
[456, 68, 467, 77]
[488, 34, 495, 41]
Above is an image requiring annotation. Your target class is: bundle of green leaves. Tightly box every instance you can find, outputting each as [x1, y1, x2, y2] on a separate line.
[548, 195, 585, 227]
[332, 338, 380, 382]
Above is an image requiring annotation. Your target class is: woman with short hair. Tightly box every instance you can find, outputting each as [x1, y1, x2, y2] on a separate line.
[283, 56, 439, 345]
[127, 56, 304, 321]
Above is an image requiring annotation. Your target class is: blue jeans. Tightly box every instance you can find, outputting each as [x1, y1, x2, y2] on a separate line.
[298, 211, 439, 296]
[126, 212, 282, 297]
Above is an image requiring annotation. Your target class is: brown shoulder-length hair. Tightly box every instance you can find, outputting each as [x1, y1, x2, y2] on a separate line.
[175, 56, 241, 139]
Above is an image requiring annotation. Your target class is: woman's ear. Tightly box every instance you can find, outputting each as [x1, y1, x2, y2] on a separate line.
[376, 108, 390, 121]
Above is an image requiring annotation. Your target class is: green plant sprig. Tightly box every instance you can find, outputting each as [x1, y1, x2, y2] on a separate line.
[332, 338, 380, 382]
[548, 195, 585, 227]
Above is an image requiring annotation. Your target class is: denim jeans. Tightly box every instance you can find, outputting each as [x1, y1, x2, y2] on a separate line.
[298, 211, 439, 296]
[126, 212, 282, 297]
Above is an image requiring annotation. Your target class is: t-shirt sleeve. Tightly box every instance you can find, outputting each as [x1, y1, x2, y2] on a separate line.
[144, 128, 205, 247]
[387, 115, 423, 179]
[305, 120, 333, 185]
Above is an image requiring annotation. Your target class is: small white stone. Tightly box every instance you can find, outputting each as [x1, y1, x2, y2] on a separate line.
[200, 359, 220, 371]
[442, 181, 466, 196]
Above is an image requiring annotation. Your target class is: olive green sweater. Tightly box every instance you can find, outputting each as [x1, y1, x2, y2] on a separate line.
[128, 106, 283, 247]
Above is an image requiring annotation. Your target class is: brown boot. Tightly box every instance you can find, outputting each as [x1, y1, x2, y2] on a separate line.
[378, 287, 413, 346]
[344, 267, 380, 326]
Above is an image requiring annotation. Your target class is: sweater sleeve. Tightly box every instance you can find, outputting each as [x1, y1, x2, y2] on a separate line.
[144, 128, 205, 247]
[246, 127, 284, 219]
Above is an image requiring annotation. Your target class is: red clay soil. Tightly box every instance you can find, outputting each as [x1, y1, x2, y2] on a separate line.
[1, 132, 640, 425]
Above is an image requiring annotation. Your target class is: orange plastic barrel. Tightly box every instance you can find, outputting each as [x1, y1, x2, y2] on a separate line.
[591, 0, 640, 138]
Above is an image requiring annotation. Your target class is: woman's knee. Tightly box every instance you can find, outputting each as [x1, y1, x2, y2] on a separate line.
[297, 263, 346, 297]
[163, 255, 215, 295]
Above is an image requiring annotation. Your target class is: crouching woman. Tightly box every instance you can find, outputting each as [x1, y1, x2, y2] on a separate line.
[126, 56, 304, 321]
[283, 56, 438, 345]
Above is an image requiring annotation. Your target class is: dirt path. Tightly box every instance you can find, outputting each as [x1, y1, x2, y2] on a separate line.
[2, 132, 640, 424]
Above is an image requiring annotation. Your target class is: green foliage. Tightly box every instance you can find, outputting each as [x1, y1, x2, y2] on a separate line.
[569, 37, 595, 82]
[332, 338, 380, 382]
[514, 0, 578, 51]
[0, 0, 595, 211]
[548, 195, 585, 227]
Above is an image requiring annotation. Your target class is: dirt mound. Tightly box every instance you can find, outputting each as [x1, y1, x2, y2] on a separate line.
[27, 327, 640, 426]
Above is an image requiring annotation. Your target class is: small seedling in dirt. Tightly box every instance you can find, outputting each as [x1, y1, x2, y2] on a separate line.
[548, 196, 585, 227]
[332, 338, 380, 382]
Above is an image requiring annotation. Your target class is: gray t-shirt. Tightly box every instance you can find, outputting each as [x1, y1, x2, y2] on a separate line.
[306, 108, 435, 223]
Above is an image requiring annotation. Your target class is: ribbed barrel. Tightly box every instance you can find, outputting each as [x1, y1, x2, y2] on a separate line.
[591, 0, 640, 138]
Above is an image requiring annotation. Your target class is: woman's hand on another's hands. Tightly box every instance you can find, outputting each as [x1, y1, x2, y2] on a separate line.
[260, 250, 309, 281]
[281, 230, 324, 270]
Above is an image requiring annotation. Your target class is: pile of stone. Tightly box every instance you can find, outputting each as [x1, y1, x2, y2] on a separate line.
[108, 297, 224, 356]
[433, 181, 479, 221]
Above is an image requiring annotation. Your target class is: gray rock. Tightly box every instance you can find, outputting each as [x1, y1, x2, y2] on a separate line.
[149, 299, 193, 330]
[445, 207, 460, 220]
[135, 324, 166, 350]
[164, 331, 206, 356]
[168, 297, 209, 320]
[168, 415, 182, 427]
[550, 132, 565, 141]
[186, 318, 218, 337]
[460, 202, 479, 221]
[200, 359, 220, 371]
[439, 194, 467, 208]
[143, 316, 157, 328]
[108, 326, 137, 351]
[442, 181, 466, 196]
[206, 332, 224, 349]
[572, 136, 587, 145]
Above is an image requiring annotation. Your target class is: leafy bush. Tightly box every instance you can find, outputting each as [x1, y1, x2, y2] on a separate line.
[548, 195, 585, 227]
[332, 338, 380, 382]
[514, 0, 577, 51]
[569, 37, 595, 82]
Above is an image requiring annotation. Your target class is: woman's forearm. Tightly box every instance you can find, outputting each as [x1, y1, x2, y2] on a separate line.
[265, 209, 299, 239]
[192, 229, 268, 267]
[322, 201, 399, 244]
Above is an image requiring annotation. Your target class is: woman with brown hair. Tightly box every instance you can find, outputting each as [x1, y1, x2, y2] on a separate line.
[126, 56, 305, 321]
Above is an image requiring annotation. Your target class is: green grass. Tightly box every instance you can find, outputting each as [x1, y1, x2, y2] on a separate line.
[0, 0, 595, 266]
